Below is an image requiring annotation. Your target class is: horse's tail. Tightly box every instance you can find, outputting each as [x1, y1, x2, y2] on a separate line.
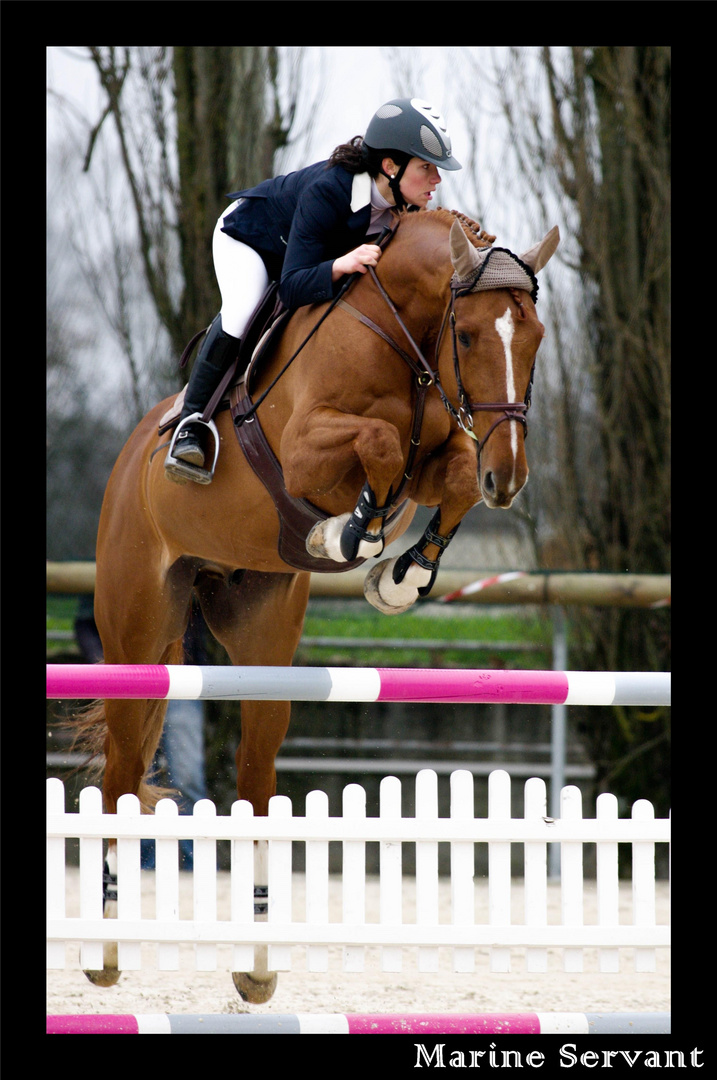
[61, 638, 185, 813]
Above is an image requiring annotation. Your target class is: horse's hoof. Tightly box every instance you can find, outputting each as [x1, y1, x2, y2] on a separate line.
[231, 971, 278, 1003]
[82, 938, 120, 986]
[83, 967, 121, 987]
[364, 556, 429, 614]
[306, 513, 351, 561]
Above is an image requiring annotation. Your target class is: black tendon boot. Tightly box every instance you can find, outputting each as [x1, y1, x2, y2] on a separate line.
[165, 316, 240, 483]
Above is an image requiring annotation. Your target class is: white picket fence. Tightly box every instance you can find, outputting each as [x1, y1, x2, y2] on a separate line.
[47, 770, 670, 976]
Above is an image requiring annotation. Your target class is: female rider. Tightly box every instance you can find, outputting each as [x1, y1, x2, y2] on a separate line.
[166, 97, 461, 483]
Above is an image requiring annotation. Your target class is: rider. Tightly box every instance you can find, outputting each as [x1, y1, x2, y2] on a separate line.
[166, 98, 462, 484]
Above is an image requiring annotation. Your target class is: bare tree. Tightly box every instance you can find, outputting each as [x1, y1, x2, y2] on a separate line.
[493, 46, 671, 811]
[46, 46, 307, 565]
[76, 47, 306, 397]
[172, 46, 303, 340]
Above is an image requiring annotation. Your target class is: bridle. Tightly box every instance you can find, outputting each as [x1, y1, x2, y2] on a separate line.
[334, 266, 537, 510]
[343, 265, 536, 458]
[438, 280, 535, 453]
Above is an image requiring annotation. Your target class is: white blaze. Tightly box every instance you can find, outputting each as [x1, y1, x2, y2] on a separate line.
[494, 308, 519, 470]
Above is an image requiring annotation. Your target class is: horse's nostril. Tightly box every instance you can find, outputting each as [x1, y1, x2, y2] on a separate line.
[482, 470, 496, 496]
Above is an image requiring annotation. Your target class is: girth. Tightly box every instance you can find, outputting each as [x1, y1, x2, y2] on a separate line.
[230, 381, 408, 573]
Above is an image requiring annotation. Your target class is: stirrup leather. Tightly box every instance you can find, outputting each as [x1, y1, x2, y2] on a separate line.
[164, 413, 220, 484]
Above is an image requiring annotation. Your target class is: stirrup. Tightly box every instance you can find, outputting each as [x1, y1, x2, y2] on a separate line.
[164, 413, 220, 484]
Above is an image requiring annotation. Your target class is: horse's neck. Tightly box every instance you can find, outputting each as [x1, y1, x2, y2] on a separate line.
[377, 241, 450, 333]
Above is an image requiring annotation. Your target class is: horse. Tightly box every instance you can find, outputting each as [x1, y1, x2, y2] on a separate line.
[75, 209, 559, 1000]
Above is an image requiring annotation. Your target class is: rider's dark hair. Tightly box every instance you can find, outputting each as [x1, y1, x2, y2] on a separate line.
[328, 136, 411, 178]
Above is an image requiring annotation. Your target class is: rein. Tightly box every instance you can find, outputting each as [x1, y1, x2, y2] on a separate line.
[235, 225, 396, 430]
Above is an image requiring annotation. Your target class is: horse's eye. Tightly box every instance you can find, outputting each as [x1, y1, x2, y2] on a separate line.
[458, 332, 471, 349]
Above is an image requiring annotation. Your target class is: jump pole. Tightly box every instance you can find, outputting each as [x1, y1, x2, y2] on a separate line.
[46, 665, 670, 706]
[47, 1011, 671, 1035]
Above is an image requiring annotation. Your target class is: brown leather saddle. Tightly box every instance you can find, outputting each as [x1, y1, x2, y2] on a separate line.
[160, 285, 408, 573]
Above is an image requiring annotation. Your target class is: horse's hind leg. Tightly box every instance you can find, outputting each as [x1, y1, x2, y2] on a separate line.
[82, 690, 177, 987]
[83, 556, 193, 986]
[194, 568, 311, 1003]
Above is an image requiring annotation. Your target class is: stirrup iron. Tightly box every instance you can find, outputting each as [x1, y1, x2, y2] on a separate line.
[164, 413, 220, 484]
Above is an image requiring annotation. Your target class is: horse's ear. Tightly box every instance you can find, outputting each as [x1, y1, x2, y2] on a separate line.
[450, 220, 484, 279]
[520, 225, 560, 274]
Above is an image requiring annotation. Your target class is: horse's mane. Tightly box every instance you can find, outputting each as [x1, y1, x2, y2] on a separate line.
[396, 207, 496, 249]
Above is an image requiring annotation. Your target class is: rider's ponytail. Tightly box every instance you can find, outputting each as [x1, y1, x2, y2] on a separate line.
[327, 136, 368, 173]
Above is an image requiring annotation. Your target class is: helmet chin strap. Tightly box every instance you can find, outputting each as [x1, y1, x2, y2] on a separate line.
[383, 160, 410, 211]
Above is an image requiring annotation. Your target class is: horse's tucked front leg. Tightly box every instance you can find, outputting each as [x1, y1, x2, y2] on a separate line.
[294, 410, 405, 564]
[306, 480, 391, 564]
[364, 509, 460, 614]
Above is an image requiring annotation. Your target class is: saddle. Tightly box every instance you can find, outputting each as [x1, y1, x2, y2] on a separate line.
[159, 286, 408, 573]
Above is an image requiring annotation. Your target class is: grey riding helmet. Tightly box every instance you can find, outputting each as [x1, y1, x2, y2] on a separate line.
[364, 98, 462, 172]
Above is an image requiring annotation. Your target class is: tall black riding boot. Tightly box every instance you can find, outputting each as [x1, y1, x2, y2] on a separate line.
[165, 316, 240, 482]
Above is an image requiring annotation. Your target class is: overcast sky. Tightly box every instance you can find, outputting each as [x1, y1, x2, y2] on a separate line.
[46, 45, 519, 226]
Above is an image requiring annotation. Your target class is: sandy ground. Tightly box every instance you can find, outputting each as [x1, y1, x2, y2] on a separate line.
[47, 869, 669, 1019]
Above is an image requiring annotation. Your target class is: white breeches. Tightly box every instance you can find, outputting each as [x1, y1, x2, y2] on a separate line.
[212, 200, 271, 339]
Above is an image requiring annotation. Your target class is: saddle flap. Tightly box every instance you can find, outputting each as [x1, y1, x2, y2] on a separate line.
[244, 306, 292, 394]
[230, 382, 408, 573]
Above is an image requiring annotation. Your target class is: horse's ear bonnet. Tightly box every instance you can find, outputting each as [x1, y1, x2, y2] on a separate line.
[449, 222, 560, 303]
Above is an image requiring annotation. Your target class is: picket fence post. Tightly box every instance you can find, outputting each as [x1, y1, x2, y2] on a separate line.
[633, 799, 657, 973]
[596, 792, 620, 973]
[305, 788, 330, 972]
[380, 775, 403, 972]
[488, 769, 511, 972]
[561, 785, 584, 973]
[79, 785, 105, 973]
[342, 783, 366, 972]
[415, 768, 439, 973]
[46, 777, 67, 969]
[268, 795, 293, 971]
[155, 797, 180, 971]
[524, 775, 549, 973]
[230, 799, 254, 974]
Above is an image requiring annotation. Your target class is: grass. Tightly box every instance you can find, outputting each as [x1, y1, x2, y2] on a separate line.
[298, 601, 553, 668]
[46, 596, 555, 668]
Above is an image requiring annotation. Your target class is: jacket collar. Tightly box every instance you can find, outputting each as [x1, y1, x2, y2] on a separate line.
[350, 172, 372, 213]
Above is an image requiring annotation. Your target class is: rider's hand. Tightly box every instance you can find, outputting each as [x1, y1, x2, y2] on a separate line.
[332, 244, 382, 281]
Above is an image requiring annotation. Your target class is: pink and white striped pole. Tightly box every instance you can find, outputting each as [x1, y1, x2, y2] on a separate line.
[46, 664, 671, 706]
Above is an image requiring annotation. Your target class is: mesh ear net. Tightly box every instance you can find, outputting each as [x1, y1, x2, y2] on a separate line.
[453, 249, 539, 303]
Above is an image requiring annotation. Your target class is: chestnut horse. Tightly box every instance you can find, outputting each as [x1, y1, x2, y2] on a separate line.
[79, 210, 559, 999]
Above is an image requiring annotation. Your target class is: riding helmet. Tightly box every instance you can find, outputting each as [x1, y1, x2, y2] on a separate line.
[364, 98, 462, 171]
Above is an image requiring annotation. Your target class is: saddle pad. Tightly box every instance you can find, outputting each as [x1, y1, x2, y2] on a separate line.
[230, 383, 407, 574]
